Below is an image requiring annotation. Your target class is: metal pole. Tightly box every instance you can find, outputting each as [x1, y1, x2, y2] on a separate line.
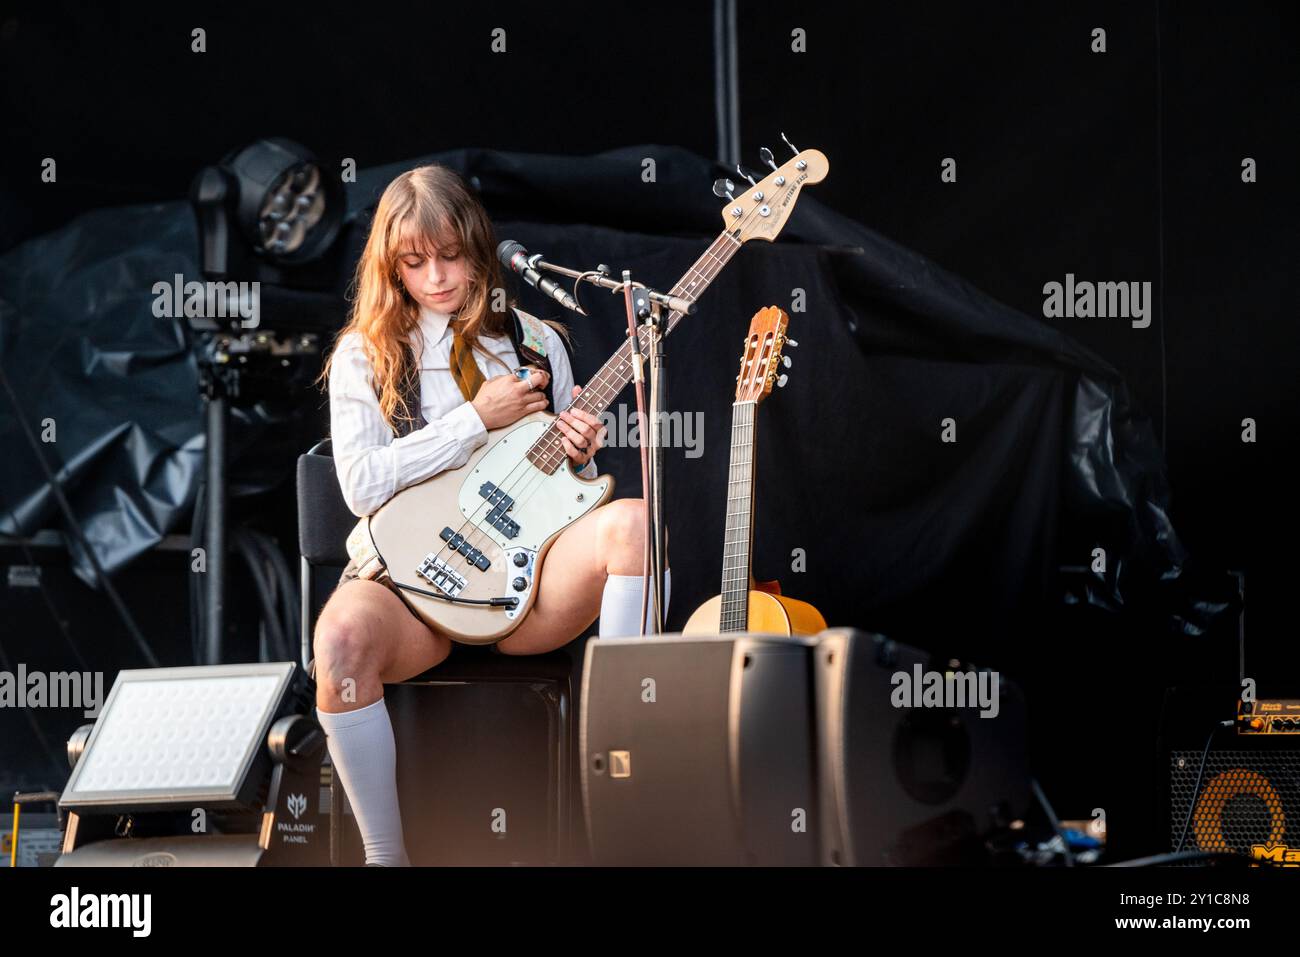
[204, 386, 227, 664]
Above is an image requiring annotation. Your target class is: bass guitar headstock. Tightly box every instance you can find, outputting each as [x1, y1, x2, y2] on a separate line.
[713, 133, 829, 244]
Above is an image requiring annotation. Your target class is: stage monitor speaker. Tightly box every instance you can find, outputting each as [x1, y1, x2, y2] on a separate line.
[581, 634, 817, 866]
[813, 629, 1031, 866]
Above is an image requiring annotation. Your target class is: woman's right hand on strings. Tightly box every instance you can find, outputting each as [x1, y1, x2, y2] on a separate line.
[471, 369, 550, 429]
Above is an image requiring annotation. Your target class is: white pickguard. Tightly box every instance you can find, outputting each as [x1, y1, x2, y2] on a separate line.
[451, 418, 611, 621]
[457, 419, 609, 553]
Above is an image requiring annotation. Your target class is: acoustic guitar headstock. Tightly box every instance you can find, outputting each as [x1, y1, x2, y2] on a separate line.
[735, 305, 793, 404]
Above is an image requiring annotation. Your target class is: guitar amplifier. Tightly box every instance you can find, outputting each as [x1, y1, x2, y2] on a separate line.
[1161, 687, 1300, 864]
[1168, 743, 1300, 863]
[581, 634, 818, 866]
[812, 629, 1031, 866]
[1238, 698, 1300, 735]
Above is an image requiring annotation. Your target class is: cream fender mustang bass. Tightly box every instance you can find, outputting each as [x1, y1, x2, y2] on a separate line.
[347, 144, 829, 643]
[683, 306, 827, 636]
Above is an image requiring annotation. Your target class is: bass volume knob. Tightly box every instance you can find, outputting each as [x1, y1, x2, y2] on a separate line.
[512, 552, 528, 567]
[512, 577, 527, 592]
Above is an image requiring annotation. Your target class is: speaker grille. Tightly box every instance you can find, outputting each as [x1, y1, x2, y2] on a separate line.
[1169, 749, 1300, 858]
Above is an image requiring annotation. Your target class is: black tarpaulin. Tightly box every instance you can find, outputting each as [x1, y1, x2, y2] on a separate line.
[0, 202, 205, 579]
[0, 201, 320, 584]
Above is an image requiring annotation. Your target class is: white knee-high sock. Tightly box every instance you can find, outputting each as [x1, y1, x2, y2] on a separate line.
[316, 697, 410, 866]
[599, 568, 672, 638]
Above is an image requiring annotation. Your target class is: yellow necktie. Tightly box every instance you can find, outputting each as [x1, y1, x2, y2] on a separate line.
[449, 331, 485, 402]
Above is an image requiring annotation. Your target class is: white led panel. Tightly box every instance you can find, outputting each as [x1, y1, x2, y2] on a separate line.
[61, 662, 296, 809]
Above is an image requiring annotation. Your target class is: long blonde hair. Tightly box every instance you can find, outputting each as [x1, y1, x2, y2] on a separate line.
[319, 164, 562, 432]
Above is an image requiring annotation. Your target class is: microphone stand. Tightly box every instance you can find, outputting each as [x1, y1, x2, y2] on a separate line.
[517, 252, 694, 636]
[619, 277, 664, 635]
[647, 299, 668, 635]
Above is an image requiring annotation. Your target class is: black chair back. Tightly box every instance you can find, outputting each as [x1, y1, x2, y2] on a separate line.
[296, 438, 356, 666]
[296, 439, 356, 567]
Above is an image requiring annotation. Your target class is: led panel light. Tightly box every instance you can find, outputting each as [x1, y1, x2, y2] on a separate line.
[60, 662, 297, 812]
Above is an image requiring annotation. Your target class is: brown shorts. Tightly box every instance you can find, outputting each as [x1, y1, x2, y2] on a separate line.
[335, 557, 399, 595]
[337, 557, 362, 586]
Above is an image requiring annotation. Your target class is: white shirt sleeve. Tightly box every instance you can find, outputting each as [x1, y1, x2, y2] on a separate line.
[328, 334, 488, 517]
[543, 324, 599, 480]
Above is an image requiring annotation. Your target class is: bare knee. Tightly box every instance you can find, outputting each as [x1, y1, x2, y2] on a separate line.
[314, 604, 382, 691]
[599, 498, 646, 568]
[598, 497, 670, 574]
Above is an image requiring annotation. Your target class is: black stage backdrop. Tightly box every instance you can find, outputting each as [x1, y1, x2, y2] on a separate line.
[0, 143, 1183, 666]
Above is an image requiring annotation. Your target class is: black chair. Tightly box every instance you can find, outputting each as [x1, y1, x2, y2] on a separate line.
[296, 439, 586, 865]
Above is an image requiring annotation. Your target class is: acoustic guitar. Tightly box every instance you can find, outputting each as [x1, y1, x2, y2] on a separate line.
[683, 305, 828, 635]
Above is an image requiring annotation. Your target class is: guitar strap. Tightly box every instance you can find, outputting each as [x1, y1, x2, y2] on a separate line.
[505, 305, 559, 413]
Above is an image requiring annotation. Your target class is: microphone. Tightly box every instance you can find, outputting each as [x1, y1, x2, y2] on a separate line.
[497, 240, 585, 315]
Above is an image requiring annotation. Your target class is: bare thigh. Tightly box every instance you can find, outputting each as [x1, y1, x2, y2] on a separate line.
[495, 497, 664, 656]
[313, 578, 452, 712]
[493, 506, 608, 656]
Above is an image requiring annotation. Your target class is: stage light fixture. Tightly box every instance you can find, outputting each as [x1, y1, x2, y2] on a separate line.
[56, 662, 328, 866]
[60, 662, 310, 813]
[233, 142, 335, 262]
[191, 137, 344, 280]
[187, 139, 348, 667]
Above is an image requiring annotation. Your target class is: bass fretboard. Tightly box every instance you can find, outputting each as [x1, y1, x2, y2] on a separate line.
[526, 229, 743, 473]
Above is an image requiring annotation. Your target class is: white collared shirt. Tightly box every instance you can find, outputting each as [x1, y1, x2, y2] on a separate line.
[329, 304, 595, 517]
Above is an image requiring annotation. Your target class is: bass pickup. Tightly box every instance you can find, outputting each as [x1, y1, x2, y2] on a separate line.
[439, 526, 492, 571]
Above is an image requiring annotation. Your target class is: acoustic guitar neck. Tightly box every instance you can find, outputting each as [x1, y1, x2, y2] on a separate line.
[720, 399, 759, 631]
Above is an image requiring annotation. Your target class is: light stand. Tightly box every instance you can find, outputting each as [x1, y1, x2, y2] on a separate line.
[199, 340, 234, 665]
[189, 139, 344, 664]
